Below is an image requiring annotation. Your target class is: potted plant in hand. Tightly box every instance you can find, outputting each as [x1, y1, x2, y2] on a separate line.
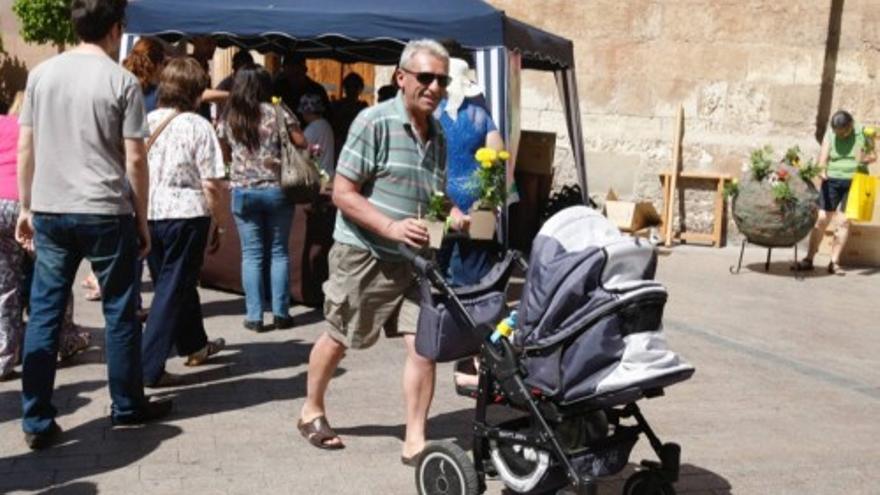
[469, 147, 510, 240]
[423, 191, 450, 249]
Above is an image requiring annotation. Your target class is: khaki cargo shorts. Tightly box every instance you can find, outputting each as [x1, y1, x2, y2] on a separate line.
[323, 243, 421, 349]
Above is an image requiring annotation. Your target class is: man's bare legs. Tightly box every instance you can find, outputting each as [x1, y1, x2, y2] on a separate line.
[299, 331, 435, 454]
[402, 333, 435, 459]
[299, 331, 346, 448]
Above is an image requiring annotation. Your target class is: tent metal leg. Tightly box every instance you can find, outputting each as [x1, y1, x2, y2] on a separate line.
[765, 248, 772, 272]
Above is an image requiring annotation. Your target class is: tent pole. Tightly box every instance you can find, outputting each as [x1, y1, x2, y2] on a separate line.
[555, 65, 589, 203]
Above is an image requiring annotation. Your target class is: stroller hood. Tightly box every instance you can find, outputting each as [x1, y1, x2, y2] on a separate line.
[515, 206, 693, 403]
[516, 206, 657, 349]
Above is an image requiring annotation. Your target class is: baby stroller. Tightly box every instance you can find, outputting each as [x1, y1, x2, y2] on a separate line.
[401, 206, 695, 495]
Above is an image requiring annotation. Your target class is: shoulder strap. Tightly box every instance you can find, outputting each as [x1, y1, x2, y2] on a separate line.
[146, 111, 181, 152]
[274, 104, 294, 146]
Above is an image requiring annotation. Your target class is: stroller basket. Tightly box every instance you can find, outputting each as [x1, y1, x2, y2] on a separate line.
[415, 251, 520, 362]
[568, 425, 639, 478]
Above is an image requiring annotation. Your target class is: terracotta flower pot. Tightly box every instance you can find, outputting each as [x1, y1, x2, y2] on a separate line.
[731, 165, 819, 247]
[424, 220, 445, 249]
[469, 209, 497, 240]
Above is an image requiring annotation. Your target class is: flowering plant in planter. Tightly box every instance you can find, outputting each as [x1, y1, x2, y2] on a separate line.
[729, 145, 819, 247]
[472, 147, 510, 210]
[725, 145, 820, 202]
[468, 147, 510, 240]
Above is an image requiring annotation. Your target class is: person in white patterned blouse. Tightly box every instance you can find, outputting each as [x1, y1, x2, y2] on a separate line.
[141, 57, 228, 388]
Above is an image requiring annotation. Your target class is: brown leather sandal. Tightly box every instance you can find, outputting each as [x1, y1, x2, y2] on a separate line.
[297, 416, 345, 450]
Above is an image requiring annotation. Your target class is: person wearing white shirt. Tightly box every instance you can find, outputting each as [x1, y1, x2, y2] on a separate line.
[299, 93, 336, 177]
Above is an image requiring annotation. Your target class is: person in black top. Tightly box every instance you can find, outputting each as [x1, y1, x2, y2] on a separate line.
[330, 73, 369, 159]
[272, 52, 330, 122]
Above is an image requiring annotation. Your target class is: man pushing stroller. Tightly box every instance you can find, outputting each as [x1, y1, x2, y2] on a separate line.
[297, 39, 467, 464]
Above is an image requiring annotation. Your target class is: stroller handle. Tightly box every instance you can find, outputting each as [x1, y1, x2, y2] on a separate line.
[397, 243, 432, 275]
[398, 243, 458, 298]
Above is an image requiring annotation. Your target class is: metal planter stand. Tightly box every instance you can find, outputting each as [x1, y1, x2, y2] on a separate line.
[729, 239, 799, 275]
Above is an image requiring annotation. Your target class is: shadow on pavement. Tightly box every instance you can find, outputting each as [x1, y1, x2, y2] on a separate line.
[674, 463, 732, 493]
[290, 308, 326, 326]
[35, 481, 98, 494]
[142, 339, 344, 422]
[333, 406, 519, 445]
[0, 418, 181, 493]
[200, 297, 246, 318]
[200, 298, 326, 329]
[553, 463, 732, 494]
[0, 338, 329, 492]
[337, 407, 732, 494]
[0, 380, 104, 425]
[740, 261, 832, 278]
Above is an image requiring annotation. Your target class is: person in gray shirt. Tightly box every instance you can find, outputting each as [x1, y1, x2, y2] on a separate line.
[15, 0, 172, 450]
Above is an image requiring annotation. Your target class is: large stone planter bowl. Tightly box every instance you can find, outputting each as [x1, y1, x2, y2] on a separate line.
[731, 167, 819, 247]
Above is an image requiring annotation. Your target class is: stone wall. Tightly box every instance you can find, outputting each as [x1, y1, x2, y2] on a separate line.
[488, 0, 880, 243]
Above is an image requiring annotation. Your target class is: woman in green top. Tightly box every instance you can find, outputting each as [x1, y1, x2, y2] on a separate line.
[797, 110, 875, 274]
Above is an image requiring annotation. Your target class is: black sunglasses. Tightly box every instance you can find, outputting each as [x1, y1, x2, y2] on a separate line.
[400, 68, 451, 88]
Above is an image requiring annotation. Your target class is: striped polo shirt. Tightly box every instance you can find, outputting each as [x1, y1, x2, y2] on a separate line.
[334, 93, 447, 260]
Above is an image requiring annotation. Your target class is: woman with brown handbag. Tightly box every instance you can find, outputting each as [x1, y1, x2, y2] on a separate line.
[218, 65, 307, 333]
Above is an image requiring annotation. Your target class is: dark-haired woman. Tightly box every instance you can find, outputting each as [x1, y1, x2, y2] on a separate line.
[218, 65, 306, 332]
[142, 57, 228, 387]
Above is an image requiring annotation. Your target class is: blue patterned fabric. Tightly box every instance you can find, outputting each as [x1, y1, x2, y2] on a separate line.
[436, 99, 497, 211]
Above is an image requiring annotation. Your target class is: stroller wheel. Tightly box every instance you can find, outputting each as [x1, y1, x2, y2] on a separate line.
[415, 441, 480, 495]
[622, 470, 676, 495]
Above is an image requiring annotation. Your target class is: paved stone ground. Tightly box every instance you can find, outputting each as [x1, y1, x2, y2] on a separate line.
[1, 246, 878, 494]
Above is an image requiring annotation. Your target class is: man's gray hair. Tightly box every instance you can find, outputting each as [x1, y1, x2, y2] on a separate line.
[398, 39, 449, 70]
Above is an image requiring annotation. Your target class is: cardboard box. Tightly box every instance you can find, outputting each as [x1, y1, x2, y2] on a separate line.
[515, 130, 556, 176]
[819, 223, 880, 267]
[604, 189, 662, 232]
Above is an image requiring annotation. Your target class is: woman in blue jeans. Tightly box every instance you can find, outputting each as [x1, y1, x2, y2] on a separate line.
[218, 65, 307, 332]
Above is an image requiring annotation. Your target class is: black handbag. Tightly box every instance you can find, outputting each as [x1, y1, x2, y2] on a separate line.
[274, 104, 320, 203]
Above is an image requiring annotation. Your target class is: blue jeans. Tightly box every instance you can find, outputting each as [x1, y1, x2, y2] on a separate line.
[231, 187, 294, 322]
[22, 213, 144, 433]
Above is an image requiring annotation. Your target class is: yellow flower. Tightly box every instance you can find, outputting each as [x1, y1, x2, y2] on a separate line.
[732, 178, 739, 186]
[864, 126, 876, 138]
[474, 147, 497, 163]
[498, 150, 510, 161]
[480, 161, 494, 169]
[271, 96, 282, 106]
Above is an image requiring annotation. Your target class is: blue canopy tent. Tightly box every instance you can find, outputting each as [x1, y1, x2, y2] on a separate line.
[125, 0, 589, 199]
